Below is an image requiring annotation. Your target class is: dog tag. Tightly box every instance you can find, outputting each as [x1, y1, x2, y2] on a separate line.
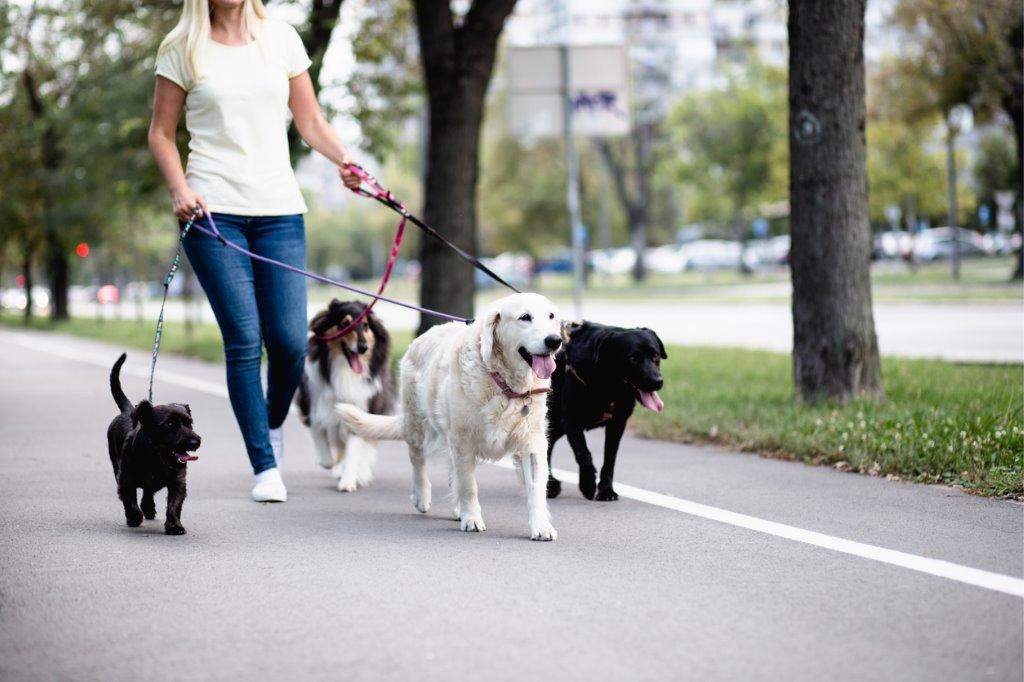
[521, 404, 530, 416]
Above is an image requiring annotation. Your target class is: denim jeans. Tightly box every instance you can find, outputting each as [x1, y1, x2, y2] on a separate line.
[183, 213, 308, 474]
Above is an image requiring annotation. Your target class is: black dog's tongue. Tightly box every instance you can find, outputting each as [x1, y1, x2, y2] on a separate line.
[176, 452, 199, 463]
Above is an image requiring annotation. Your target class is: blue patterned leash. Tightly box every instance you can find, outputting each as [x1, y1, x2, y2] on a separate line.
[148, 206, 201, 402]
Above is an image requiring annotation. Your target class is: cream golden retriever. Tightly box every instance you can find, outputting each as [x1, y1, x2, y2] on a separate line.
[336, 293, 562, 541]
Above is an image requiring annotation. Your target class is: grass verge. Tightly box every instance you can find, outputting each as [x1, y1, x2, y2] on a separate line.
[4, 312, 1020, 497]
[631, 347, 1023, 498]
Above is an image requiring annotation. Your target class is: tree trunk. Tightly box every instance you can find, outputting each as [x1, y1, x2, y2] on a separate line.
[413, 0, 517, 336]
[22, 248, 33, 323]
[788, 0, 882, 402]
[45, 239, 69, 320]
[597, 131, 653, 283]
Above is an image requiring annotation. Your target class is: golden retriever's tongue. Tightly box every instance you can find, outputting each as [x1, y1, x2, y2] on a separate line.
[531, 354, 556, 380]
[638, 390, 664, 412]
[348, 354, 364, 374]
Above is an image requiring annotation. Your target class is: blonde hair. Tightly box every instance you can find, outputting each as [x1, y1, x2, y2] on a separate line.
[157, 0, 268, 82]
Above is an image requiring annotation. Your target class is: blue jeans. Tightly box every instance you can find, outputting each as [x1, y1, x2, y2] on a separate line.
[184, 213, 308, 475]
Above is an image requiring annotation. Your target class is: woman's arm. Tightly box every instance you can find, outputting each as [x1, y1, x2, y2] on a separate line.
[288, 72, 361, 190]
[148, 76, 208, 220]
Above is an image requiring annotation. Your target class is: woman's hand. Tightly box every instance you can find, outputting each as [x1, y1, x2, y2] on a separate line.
[171, 186, 208, 222]
[338, 159, 361, 190]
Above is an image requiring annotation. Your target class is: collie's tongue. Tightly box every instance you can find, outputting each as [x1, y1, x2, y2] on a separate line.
[531, 354, 556, 380]
[638, 390, 664, 412]
[347, 354, 364, 375]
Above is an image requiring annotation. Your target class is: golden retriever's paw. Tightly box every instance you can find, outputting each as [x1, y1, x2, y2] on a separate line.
[411, 490, 431, 513]
[530, 522, 558, 542]
[336, 478, 358, 492]
[460, 514, 486, 532]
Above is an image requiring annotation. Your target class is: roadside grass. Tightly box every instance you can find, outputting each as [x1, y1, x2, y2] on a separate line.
[0, 312, 227, 363]
[631, 347, 1024, 498]
[4, 312, 1020, 497]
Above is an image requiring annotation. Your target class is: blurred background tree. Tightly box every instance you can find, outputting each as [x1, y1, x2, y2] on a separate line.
[668, 63, 787, 256]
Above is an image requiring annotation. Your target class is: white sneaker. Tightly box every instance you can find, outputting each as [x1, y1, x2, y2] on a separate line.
[252, 467, 287, 503]
[269, 427, 284, 466]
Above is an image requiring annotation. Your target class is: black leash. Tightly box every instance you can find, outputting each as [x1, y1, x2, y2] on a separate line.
[148, 207, 200, 403]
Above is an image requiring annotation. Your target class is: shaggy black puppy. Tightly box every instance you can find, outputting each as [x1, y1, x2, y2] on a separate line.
[106, 354, 201, 534]
[546, 322, 666, 501]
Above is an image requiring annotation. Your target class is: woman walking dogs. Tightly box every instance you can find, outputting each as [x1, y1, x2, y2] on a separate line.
[148, 0, 361, 502]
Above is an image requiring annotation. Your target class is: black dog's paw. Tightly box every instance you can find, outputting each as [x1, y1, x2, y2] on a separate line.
[125, 510, 144, 527]
[546, 477, 562, 499]
[142, 508, 156, 521]
[164, 524, 186, 536]
[595, 485, 619, 502]
[578, 466, 597, 500]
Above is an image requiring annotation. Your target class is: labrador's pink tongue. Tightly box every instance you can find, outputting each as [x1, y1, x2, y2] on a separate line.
[348, 354, 364, 374]
[531, 354, 556, 380]
[638, 390, 664, 412]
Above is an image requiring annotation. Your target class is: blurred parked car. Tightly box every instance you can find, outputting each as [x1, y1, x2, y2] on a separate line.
[534, 247, 574, 275]
[476, 252, 533, 288]
[96, 284, 120, 305]
[988, 231, 1023, 255]
[746, 235, 790, 266]
[588, 247, 637, 276]
[873, 231, 915, 260]
[645, 244, 687, 274]
[1, 287, 51, 311]
[911, 227, 990, 262]
[681, 240, 759, 272]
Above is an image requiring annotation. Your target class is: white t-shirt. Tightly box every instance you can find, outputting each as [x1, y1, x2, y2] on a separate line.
[156, 19, 312, 216]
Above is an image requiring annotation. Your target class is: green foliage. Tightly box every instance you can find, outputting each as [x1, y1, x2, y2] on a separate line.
[631, 346, 1024, 498]
[347, 0, 422, 159]
[865, 118, 969, 225]
[667, 64, 787, 231]
[973, 132, 1018, 210]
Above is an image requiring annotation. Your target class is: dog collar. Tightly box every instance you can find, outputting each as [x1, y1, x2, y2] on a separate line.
[489, 372, 551, 400]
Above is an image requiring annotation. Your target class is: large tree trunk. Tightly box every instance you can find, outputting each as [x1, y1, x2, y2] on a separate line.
[413, 0, 517, 336]
[788, 0, 882, 402]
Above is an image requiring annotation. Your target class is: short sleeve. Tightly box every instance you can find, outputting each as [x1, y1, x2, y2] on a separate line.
[155, 44, 192, 91]
[282, 23, 312, 78]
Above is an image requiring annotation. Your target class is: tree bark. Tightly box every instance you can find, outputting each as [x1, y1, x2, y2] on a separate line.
[413, 0, 517, 336]
[788, 0, 882, 402]
[596, 127, 653, 282]
[22, 248, 33, 322]
[22, 69, 68, 321]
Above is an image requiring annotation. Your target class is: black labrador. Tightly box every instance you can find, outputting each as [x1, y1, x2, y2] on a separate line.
[546, 322, 666, 501]
[106, 354, 202, 534]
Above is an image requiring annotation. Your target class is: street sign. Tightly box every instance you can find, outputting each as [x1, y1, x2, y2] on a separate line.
[506, 45, 631, 138]
[978, 204, 992, 228]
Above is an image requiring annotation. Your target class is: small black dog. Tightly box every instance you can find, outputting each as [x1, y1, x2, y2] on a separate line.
[546, 322, 666, 501]
[106, 354, 201, 534]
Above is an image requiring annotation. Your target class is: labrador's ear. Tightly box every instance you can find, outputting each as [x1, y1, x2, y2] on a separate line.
[479, 311, 501, 365]
[131, 400, 155, 429]
[329, 298, 343, 311]
[642, 328, 667, 360]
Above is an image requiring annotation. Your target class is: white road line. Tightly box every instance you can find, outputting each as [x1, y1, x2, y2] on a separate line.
[7, 330, 1024, 599]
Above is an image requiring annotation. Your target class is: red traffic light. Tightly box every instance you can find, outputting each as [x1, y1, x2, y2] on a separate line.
[75, 242, 90, 258]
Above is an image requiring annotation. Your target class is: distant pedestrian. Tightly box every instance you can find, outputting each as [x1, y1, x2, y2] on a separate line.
[148, 0, 361, 502]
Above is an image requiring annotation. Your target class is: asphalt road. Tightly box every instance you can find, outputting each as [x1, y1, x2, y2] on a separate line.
[73, 295, 1024, 363]
[1, 328, 1022, 681]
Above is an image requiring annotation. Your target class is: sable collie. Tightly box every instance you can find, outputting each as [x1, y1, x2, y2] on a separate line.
[296, 300, 395, 491]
